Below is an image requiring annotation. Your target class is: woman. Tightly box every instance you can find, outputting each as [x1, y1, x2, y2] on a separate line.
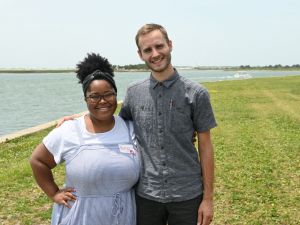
[30, 53, 139, 225]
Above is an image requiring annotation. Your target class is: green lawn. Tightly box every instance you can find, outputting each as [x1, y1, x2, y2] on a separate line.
[0, 76, 299, 224]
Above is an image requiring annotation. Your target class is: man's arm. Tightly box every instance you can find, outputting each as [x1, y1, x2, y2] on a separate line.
[118, 90, 132, 120]
[197, 130, 214, 225]
[56, 111, 88, 127]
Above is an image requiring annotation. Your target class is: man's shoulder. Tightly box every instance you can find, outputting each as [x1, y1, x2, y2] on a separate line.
[127, 77, 150, 90]
[177, 74, 207, 93]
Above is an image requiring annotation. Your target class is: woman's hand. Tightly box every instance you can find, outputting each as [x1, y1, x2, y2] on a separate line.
[52, 188, 77, 208]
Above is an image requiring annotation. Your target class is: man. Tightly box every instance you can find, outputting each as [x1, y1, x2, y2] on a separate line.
[119, 23, 217, 225]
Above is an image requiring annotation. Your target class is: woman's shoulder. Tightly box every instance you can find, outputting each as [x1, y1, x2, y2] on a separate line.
[44, 116, 83, 143]
[114, 116, 135, 141]
[114, 116, 133, 128]
[42, 118, 83, 164]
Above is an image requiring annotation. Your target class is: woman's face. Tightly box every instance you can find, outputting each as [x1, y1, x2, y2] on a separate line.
[85, 79, 117, 122]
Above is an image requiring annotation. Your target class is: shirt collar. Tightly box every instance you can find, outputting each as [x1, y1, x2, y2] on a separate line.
[150, 68, 179, 89]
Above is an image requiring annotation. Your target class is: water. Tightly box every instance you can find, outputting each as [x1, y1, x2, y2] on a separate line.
[0, 70, 299, 136]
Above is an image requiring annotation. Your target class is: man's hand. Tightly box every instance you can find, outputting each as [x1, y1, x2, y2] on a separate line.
[56, 114, 83, 127]
[197, 199, 213, 225]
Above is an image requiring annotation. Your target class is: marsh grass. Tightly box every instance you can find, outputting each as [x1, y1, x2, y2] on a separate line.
[0, 76, 299, 224]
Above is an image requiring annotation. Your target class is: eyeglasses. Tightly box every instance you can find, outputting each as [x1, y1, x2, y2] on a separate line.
[85, 92, 116, 103]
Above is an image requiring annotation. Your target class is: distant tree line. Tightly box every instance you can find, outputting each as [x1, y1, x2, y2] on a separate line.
[113, 64, 149, 71]
[116, 64, 300, 71]
[2, 63, 299, 74]
[240, 64, 300, 69]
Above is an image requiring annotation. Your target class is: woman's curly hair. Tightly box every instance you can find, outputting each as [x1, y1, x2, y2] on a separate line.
[76, 53, 114, 84]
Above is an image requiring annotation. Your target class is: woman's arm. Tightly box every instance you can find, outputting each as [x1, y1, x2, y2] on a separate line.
[30, 143, 76, 208]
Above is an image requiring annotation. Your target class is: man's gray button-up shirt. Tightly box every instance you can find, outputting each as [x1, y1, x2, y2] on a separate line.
[119, 70, 217, 203]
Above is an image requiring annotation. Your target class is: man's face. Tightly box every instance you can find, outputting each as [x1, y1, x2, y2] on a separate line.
[138, 30, 172, 73]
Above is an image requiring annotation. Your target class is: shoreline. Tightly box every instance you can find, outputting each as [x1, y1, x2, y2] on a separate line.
[0, 100, 124, 143]
[1, 68, 300, 73]
[1, 75, 299, 141]
[0, 111, 87, 144]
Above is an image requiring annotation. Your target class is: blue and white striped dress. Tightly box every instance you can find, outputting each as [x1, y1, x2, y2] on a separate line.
[44, 116, 139, 225]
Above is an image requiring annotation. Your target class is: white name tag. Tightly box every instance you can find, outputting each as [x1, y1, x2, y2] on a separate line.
[118, 144, 136, 154]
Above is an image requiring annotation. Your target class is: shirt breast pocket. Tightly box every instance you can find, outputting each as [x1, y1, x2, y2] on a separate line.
[169, 107, 193, 133]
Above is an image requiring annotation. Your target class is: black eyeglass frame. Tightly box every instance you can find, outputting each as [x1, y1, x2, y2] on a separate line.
[85, 91, 117, 103]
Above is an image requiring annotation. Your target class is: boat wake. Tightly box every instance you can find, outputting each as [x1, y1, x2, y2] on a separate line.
[232, 71, 252, 79]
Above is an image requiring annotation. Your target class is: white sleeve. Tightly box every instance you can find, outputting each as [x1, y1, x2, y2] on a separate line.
[43, 121, 78, 164]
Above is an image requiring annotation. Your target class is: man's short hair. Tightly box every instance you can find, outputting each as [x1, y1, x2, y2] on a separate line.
[135, 23, 170, 50]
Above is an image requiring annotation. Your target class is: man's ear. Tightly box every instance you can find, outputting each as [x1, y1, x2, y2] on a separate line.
[138, 50, 144, 61]
[168, 40, 173, 52]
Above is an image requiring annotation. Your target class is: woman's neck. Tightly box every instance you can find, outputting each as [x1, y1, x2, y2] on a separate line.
[85, 114, 115, 133]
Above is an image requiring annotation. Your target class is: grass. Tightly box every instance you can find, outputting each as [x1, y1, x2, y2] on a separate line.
[0, 76, 299, 224]
[207, 76, 300, 224]
[0, 127, 58, 224]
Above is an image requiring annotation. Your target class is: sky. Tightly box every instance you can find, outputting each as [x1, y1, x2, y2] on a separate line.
[0, 0, 299, 68]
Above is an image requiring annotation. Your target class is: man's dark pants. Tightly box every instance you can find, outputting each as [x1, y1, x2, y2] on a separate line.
[136, 195, 203, 225]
